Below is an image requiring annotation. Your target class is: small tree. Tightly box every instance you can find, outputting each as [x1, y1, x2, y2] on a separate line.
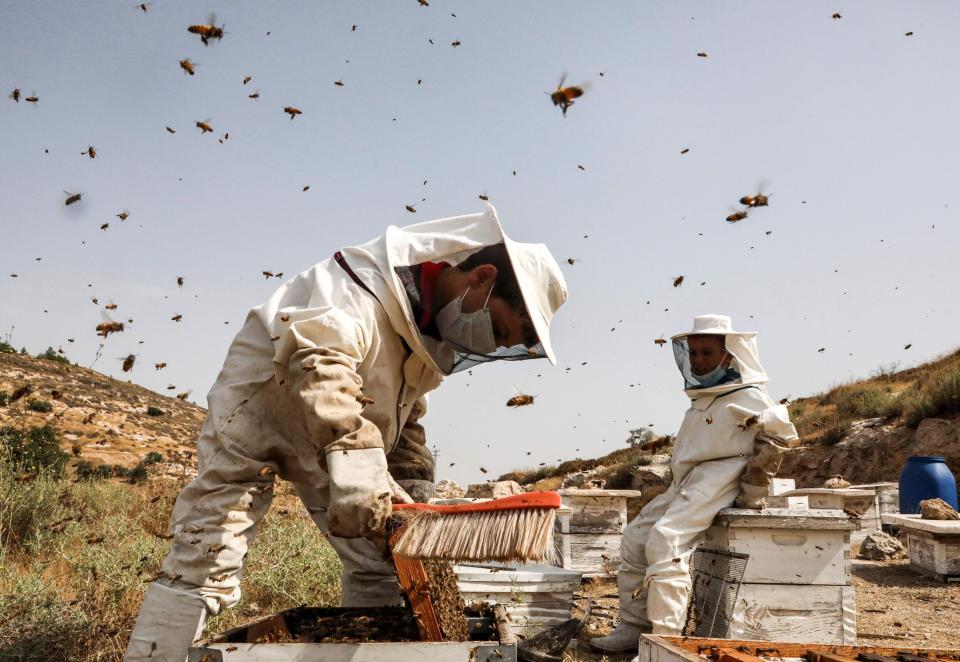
[36, 347, 70, 365]
[0, 424, 69, 478]
[625, 427, 654, 447]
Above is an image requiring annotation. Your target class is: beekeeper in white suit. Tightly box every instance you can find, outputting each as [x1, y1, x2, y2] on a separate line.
[590, 314, 797, 654]
[124, 203, 567, 661]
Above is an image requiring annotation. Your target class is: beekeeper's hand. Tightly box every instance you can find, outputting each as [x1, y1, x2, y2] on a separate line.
[326, 448, 394, 539]
[387, 474, 415, 504]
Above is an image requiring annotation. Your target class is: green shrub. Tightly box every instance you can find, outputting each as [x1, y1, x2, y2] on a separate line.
[0, 462, 71, 553]
[830, 384, 896, 420]
[1, 425, 68, 478]
[142, 451, 163, 465]
[75, 461, 115, 481]
[0, 391, 7, 407]
[26, 399, 53, 413]
[146, 406, 164, 417]
[898, 364, 960, 427]
[127, 462, 148, 484]
[36, 347, 70, 365]
[0, 341, 14, 354]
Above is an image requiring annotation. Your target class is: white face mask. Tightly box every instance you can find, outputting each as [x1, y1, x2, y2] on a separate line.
[435, 284, 497, 355]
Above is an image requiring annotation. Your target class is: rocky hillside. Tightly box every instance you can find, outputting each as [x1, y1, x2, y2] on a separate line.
[0, 350, 205, 475]
[501, 348, 960, 498]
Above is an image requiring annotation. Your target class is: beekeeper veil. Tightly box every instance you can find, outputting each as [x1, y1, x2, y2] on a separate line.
[671, 314, 768, 394]
[364, 203, 567, 375]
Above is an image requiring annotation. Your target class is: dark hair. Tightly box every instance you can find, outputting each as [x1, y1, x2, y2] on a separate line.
[455, 243, 524, 311]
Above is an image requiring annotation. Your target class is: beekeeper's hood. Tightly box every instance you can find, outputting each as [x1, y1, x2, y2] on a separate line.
[671, 314, 768, 397]
[341, 203, 568, 375]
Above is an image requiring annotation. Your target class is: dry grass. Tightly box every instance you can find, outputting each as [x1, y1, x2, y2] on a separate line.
[790, 348, 960, 444]
[0, 457, 342, 660]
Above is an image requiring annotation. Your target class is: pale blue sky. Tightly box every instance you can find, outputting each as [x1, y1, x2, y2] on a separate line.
[2, 1, 958, 486]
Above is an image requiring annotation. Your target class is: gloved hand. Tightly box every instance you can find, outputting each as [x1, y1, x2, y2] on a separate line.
[387, 474, 416, 504]
[396, 479, 435, 503]
[326, 448, 393, 539]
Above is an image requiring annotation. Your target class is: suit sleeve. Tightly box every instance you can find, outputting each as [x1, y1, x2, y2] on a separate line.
[387, 395, 435, 483]
[272, 306, 384, 468]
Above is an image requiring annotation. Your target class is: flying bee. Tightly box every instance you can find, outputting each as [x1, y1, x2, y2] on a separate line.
[673, 275, 685, 287]
[105, 302, 118, 310]
[726, 209, 749, 223]
[100, 223, 109, 231]
[196, 120, 213, 133]
[248, 90, 260, 99]
[120, 354, 137, 372]
[566, 258, 580, 265]
[96, 313, 125, 338]
[25, 94, 38, 104]
[116, 210, 129, 221]
[82, 146, 97, 158]
[165, 126, 176, 134]
[737, 414, 760, 431]
[451, 39, 461, 47]
[506, 387, 536, 408]
[356, 393, 375, 406]
[138, 3, 149, 12]
[832, 12, 841, 19]
[334, 80, 344, 87]
[242, 75, 252, 85]
[171, 314, 182, 322]
[10, 88, 20, 102]
[739, 188, 770, 207]
[188, 14, 225, 45]
[283, 106, 302, 119]
[654, 337, 667, 347]
[262, 270, 275, 279]
[405, 204, 416, 213]
[549, 73, 588, 116]
[179, 58, 197, 76]
[64, 191, 82, 206]
[176, 390, 193, 401]
[167, 384, 176, 390]
[155, 362, 167, 370]
[177, 276, 184, 287]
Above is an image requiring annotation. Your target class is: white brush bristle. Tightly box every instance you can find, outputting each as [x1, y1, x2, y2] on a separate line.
[392, 507, 557, 564]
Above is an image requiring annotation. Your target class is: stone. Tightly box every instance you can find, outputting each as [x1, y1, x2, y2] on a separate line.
[561, 466, 607, 489]
[919, 498, 960, 520]
[858, 530, 907, 560]
[464, 480, 524, 499]
[433, 479, 465, 500]
[824, 474, 851, 489]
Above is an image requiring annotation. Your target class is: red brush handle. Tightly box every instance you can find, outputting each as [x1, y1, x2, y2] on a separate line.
[393, 491, 562, 514]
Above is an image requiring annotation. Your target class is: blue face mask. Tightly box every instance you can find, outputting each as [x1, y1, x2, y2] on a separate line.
[692, 354, 732, 388]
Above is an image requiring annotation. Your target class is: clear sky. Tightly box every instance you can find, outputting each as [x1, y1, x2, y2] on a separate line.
[2, 1, 958, 487]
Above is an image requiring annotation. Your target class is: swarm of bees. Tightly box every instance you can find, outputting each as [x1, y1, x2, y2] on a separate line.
[188, 15, 225, 46]
[549, 74, 587, 117]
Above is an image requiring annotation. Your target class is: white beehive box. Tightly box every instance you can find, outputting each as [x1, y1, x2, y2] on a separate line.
[556, 488, 642, 576]
[454, 562, 584, 633]
[700, 507, 858, 643]
[849, 482, 899, 542]
[882, 513, 960, 581]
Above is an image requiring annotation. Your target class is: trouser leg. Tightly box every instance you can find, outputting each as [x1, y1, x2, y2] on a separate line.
[617, 488, 674, 629]
[644, 459, 743, 635]
[295, 482, 404, 607]
[125, 419, 276, 660]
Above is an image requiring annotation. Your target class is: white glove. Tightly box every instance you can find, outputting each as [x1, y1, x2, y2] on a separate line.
[387, 474, 416, 504]
[326, 448, 393, 539]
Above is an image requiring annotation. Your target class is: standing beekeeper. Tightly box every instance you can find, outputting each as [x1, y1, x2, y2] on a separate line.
[124, 203, 567, 661]
[590, 314, 798, 654]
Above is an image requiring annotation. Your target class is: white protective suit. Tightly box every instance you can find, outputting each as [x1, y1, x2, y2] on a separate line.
[597, 315, 796, 652]
[124, 203, 567, 661]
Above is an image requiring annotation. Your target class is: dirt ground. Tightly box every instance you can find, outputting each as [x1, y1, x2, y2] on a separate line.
[562, 558, 960, 661]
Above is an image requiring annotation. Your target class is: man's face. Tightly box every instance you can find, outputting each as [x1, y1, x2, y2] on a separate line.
[436, 265, 532, 349]
[687, 334, 728, 375]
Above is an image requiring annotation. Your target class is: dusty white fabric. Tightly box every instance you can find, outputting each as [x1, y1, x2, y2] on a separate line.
[327, 447, 393, 538]
[126, 207, 567, 658]
[123, 580, 208, 662]
[618, 346, 778, 634]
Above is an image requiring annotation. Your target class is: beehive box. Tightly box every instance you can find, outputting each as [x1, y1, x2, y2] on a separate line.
[556, 488, 642, 576]
[637, 634, 960, 662]
[849, 482, 899, 542]
[454, 563, 583, 634]
[700, 507, 858, 643]
[882, 513, 960, 581]
[187, 606, 516, 662]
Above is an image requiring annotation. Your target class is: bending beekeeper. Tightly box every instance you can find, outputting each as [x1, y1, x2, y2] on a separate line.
[590, 314, 798, 654]
[124, 203, 568, 661]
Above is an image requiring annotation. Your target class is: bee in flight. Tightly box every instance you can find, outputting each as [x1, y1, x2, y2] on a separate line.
[188, 14, 224, 45]
[179, 59, 197, 76]
[549, 73, 588, 117]
[506, 386, 536, 408]
[283, 106, 302, 119]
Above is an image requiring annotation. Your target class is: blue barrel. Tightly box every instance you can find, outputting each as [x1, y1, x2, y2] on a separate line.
[898, 456, 958, 514]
